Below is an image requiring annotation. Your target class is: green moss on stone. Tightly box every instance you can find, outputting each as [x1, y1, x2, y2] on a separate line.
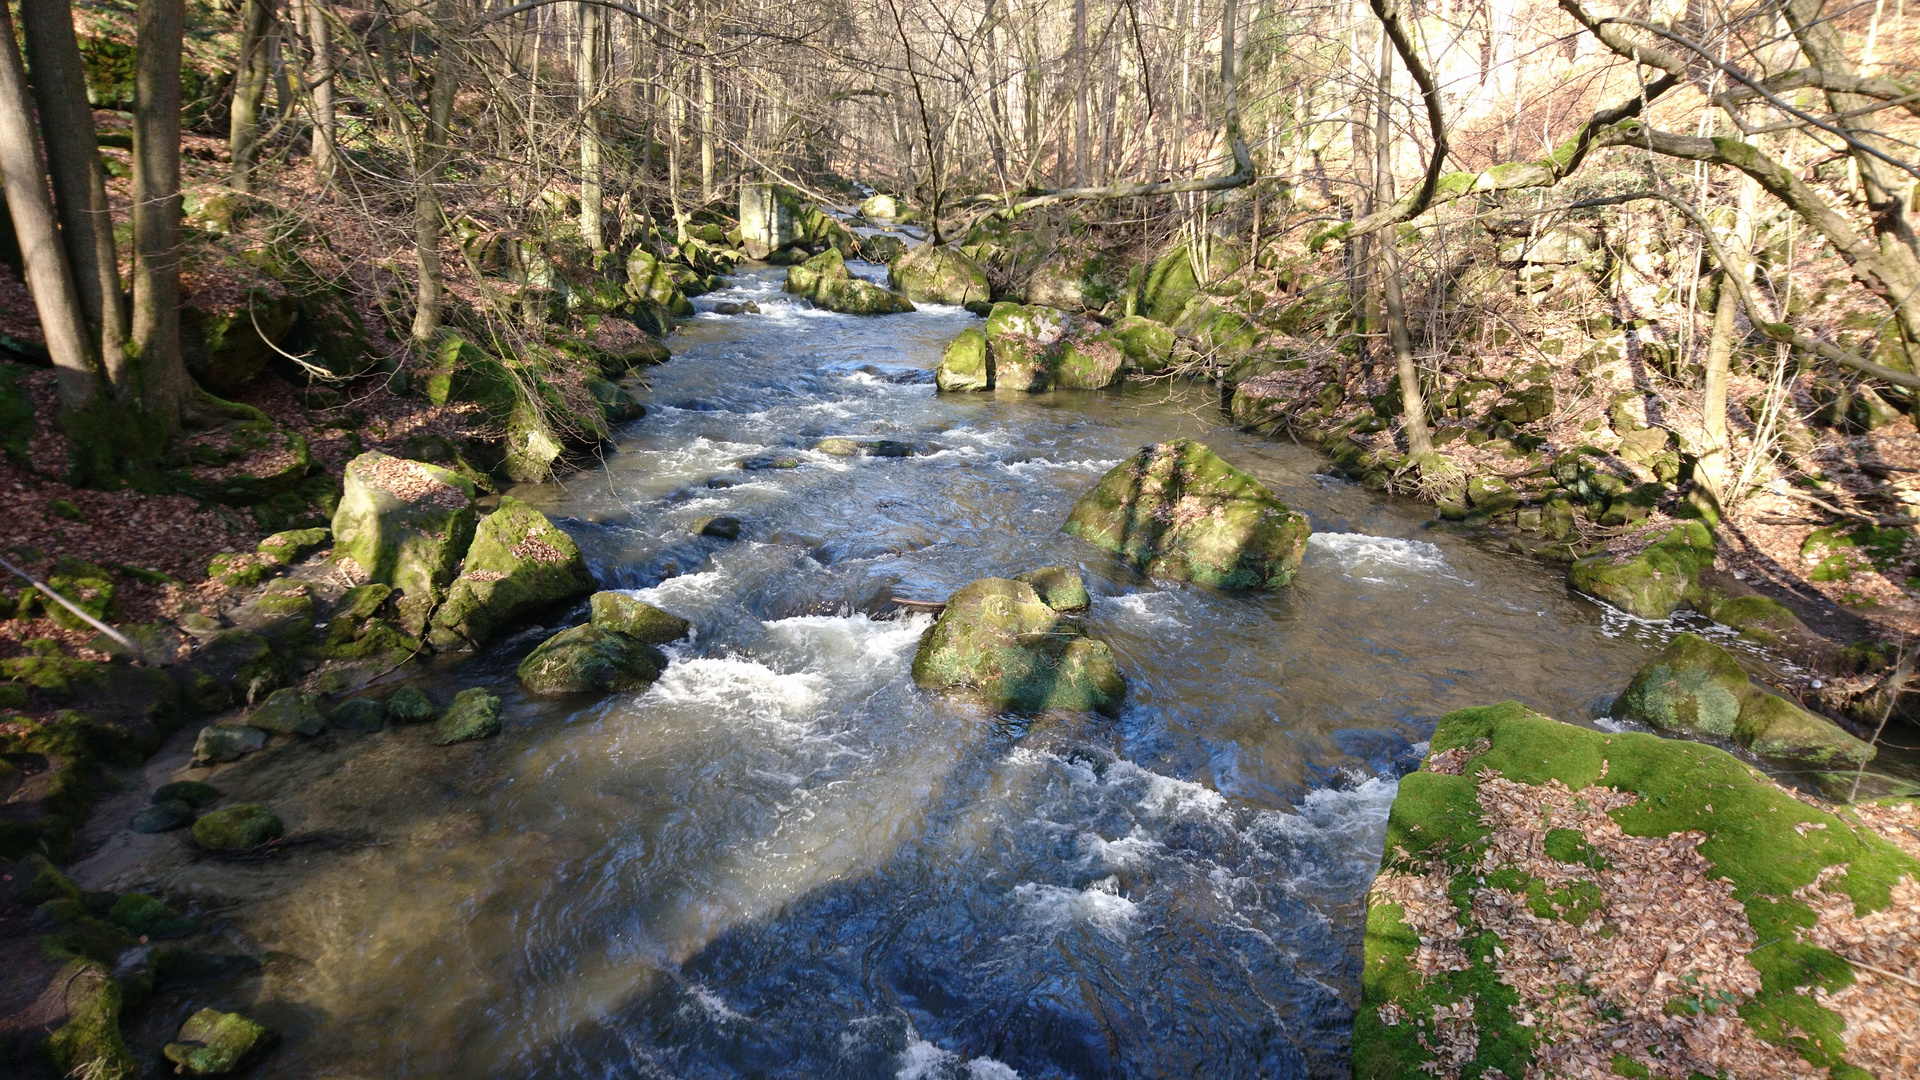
[427, 497, 596, 649]
[191, 723, 266, 764]
[107, 892, 196, 938]
[889, 243, 990, 307]
[518, 624, 666, 694]
[1708, 594, 1803, 644]
[246, 688, 325, 737]
[433, 687, 503, 745]
[1013, 566, 1090, 611]
[163, 1007, 273, 1076]
[1567, 521, 1716, 617]
[330, 451, 478, 602]
[910, 578, 1124, 714]
[45, 961, 137, 1080]
[1063, 439, 1311, 589]
[935, 326, 990, 392]
[588, 592, 691, 644]
[384, 686, 437, 725]
[191, 804, 283, 850]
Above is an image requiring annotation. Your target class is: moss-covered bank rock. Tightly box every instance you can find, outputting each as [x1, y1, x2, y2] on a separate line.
[1567, 520, 1716, 618]
[889, 243, 990, 307]
[192, 805, 283, 850]
[936, 325, 990, 392]
[192, 723, 267, 764]
[433, 687, 503, 745]
[784, 249, 914, 314]
[45, 961, 136, 1080]
[1357, 701, 1917, 1080]
[331, 452, 478, 603]
[1614, 633, 1874, 767]
[245, 688, 325, 736]
[965, 302, 1128, 392]
[517, 624, 667, 694]
[910, 577, 1123, 714]
[1064, 440, 1310, 589]
[428, 497, 595, 649]
[589, 592, 691, 644]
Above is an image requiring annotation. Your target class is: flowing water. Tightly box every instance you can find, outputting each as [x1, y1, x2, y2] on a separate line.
[108, 264, 1734, 1079]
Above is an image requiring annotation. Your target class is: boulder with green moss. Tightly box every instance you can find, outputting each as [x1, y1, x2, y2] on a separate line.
[185, 629, 284, 707]
[106, 892, 196, 938]
[45, 961, 137, 1080]
[246, 688, 326, 736]
[1358, 701, 1918, 1080]
[910, 578, 1124, 714]
[1706, 593, 1805, 644]
[1613, 632, 1874, 767]
[517, 624, 667, 695]
[935, 326, 990, 392]
[331, 452, 478, 607]
[982, 302, 1071, 392]
[1137, 245, 1200, 324]
[889, 243, 991, 307]
[191, 805, 283, 850]
[18, 558, 119, 630]
[226, 579, 318, 653]
[1567, 520, 1716, 618]
[433, 687, 503, 745]
[384, 685, 437, 725]
[427, 497, 595, 649]
[1024, 249, 1125, 314]
[257, 527, 330, 565]
[1111, 315, 1175, 372]
[327, 697, 387, 732]
[163, 1007, 274, 1076]
[1013, 566, 1090, 612]
[1064, 440, 1311, 589]
[784, 249, 915, 314]
[315, 582, 421, 663]
[588, 592, 691, 644]
[191, 723, 267, 764]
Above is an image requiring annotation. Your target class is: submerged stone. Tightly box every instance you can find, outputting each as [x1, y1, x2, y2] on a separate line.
[911, 578, 1124, 714]
[153, 780, 220, 807]
[434, 687, 503, 745]
[518, 624, 667, 695]
[384, 685, 438, 725]
[163, 1007, 273, 1076]
[191, 805, 283, 851]
[588, 592, 692, 644]
[428, 497, 596, 649]
[328, 697, 387, 732]
[107, 893, 196, 938]
[132, 800, 194, 834]
[693, 515, 741, 540]
[192, 723, 267, 765]
[1064, 439, 1311, 589]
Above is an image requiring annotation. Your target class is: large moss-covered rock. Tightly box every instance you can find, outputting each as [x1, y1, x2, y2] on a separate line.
[1064, 440, 1311, 589]
[910, 578, 1124, 714]
[19, 557, 120, 630]
[518, 624, 667, 694]
[1356, 701, 1917, 1080]
[1706, 593, 1805, 644]
[588, 592, 691, 644]
[246, 688, 325, 736]
[183, 288, 299, 395]
[1138, 245, 1199, 324]
[45, 962, 136, 1080]
[384, 685, 437, 725]
[192, 723, 267, 764]
[1614, 633, 1875, 767]
[433, 687, 503, 745]
[226, 580, 318, 654]
[427, 497, 595, 649]
[983, 302, 1071, 392]
[1025, 249, 1124, 313]
[1567, 521, 1716, 617]
[1055, 327, 1125, 389]
[187, 629, 284, 707]
[331, 452, 478, 603]
[889, 244, 990, 307]
[935, 325, 990, 392]
[257, 527, 329, 565]
[163, 1007, 273, 1076]
[784, 249, 915, 314]
[1013, 566, 1090, 611]
[1111, 315, 1175, 372]
[191, 805, 283, 850]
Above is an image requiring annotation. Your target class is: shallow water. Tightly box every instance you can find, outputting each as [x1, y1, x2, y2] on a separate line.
[113, 266, 1729, 1079]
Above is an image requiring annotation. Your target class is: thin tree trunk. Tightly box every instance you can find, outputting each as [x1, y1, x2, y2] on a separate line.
[19, 0, 127, 381]
[0, 4, 100, 411]
[1374, 21, 1431, 456]
[1698, 174, 1758, 504]
[1073, 0, 1088, 185]
[410, 20, 460, 343]
[699, 47, 715, 202]
[306, 0, 337, 184]
[132, 0, 192, 429]
[578, 0, 603, 250]
[230, 0, 272, 192]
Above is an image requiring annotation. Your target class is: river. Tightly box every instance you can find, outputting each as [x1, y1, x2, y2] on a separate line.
[104, 262, 1722, 1079]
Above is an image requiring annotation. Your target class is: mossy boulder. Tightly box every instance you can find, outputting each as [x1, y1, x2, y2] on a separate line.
[857, 233, 907, 265]
[1111, 315, 1175, 372]
[45, 961, 136, 1080]
[859, 193, 903, 220]
[132, 800, 194, 833]
[588, 592, 691, 644]
[1064, 439, 1311, 589]
[107, 892, 196, 938]
[331, 452, 478, 604]
[191, 805, 283, 850]
[1138, 245, 1199, 324]
[226, 580, 318, 654]
[182, 288, 300, 395]
[1025, 249, 1124, 313]
[910, 578, 1124, 714]
[433, 687, 503, 745]
[1706, 594, 1805, 644]
[584, 376, 646, 423]
[187, 629, 284, 706]
[163, 1007, 273, 1076]
[1465, 475, 1519, 516]
[257, 527, 330, 565]
[17, 557, 120, 630]
[1567, 521, 1716, 618]
[154, 780, 220, 806]
[427, 497, 596, 649]
[983, 302, 1072, 392]
[889, 244, 991, 307]
[191, 723, 267, 765]
[1055, 327, 1126, 389]
[1614, 633, 1875, 767]
[246, 688, 325, 737]
[518, 624, 667, 694]
[936, 325, 990, 392]
[1357, 701, 1918, 1080]
[784, 249, 915, 314]
[327, 697, 387, 732]
[384, 685, 437, 725]
[1013, 566, 1090, 611]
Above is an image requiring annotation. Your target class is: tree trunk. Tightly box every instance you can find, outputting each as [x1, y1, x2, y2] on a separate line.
[1697, 174, 1757, 504]
[699, 50, 715, 203]
[0, 4, 100, 411]
[409, 23, 459, 344]
[305, 0, 337, 185]
[132, 0, 192, 431]
[1373, 21, 1431, 456]
[1072, 0, 1088, 185]
[19, 0, 127, 381]
[578, 0, 603, 250]
[230, 0, 272, 193]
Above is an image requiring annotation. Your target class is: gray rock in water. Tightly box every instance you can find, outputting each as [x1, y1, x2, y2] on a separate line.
[694, 515, 742, 540]
[518, 624, 667, 695]
[713, 301, 762, 315]
[328, 697, 387, 732]
[911, 577, 1125, 714]
[246, 688, 326, 736]
[192, 723, 267, 765]
[132, 799, 194, 833]
[589, 592, 692, 644]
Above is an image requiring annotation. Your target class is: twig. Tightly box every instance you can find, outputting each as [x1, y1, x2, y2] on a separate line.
[1850, 640, 1914, 804]
[1837, 952, 1920, 991]
[1767, 483, 1920, 527]
[0, 555, 147, 663]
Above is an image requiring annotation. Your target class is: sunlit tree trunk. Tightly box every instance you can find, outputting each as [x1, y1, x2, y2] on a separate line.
[410, 13, 460, 343]
[230, 0, 272, 192]
[578, 0, 604, 250]
[1697, 173, 1758, 504]
[1373, 19, 1432, 456]
[304, 0, 338, 185]
[131, 0, 193, 432]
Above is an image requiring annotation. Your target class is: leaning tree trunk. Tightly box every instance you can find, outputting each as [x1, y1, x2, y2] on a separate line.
[409, 26, 460, 343]
[0, 3, 101, 412]
[19, 0, 127, 380]
[230, 0, 272, 193]
[1372, 22, 1432, 457]
[131, 0, 193, 435]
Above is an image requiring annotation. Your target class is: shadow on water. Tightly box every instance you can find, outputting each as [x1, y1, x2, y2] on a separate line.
[98, 266, 1725, 1079]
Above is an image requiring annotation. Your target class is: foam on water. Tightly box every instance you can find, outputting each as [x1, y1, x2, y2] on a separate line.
[1102, 590, 1189, 627]
[644, 657, 825, 732]
[1307, 532, 1458, 585]
[1012, 878, 1140, 940]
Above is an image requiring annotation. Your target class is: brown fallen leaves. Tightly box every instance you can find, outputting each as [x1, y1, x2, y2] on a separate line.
[1800, 800, 1920, 1080]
